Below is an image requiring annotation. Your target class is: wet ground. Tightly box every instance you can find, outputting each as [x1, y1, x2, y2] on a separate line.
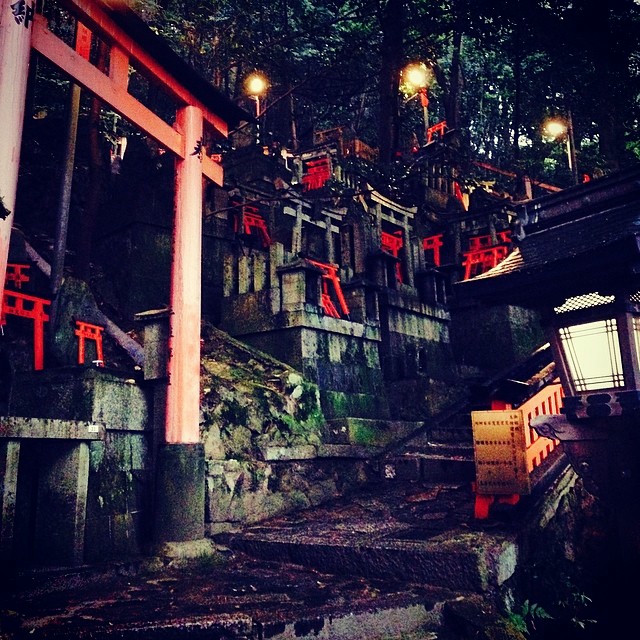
[0, 475, 553, 640]
[2, 552, 464, 639]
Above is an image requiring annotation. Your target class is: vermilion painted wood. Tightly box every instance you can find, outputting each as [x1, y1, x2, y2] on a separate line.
[0, 0, 34, 317]
[1, 291, 50, 370]
[75, 321, 105, 366]
[4, 264, 31, 290]
[59, 0, 228, 137]
[31, 15, 185, 158]
[31, 15, 224, 183]
[166, 106, 204, 444]
[2, 1, 232, 446]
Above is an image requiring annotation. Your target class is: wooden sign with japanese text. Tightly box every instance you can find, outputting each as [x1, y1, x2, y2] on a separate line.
[472, 410, 531, 495]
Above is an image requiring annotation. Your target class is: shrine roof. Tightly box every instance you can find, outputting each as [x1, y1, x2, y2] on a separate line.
[457, 165, 640, 305]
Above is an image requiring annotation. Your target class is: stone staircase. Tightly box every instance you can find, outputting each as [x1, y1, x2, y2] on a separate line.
[8, 364, 575, 640]
[213, 396, 516, 603]
[378, 404, 476, 484]
[208, 352, 570, 638]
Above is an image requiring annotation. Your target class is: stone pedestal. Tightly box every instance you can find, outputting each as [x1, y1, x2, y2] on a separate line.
[277, 259, 323, 313]
[0, 417, 101, 568]
[34, 441, 90, 566]
[154, 443, 205, 543]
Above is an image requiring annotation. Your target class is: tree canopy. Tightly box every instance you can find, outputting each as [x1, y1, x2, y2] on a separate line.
[130, 1, 639, 185]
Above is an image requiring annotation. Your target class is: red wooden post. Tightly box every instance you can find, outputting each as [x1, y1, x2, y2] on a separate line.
[381, 230, 404, 283]
[422, 234, 443, 267]
[244, 210, 271, 247]
[166, 105, 204, 445]
[1, 290, 50, 370]
[426, 120, 447, 144]
[307, 259, 350, 318]
[32, 301, 45, 370]
[302, 157, 332, 191]
[0, 0, 34, 315]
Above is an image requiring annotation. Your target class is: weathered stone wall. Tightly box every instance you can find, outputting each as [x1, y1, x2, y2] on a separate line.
[221, 308, 388, 420]
[376, 290, 463, 419]
[84, 431, 151, 562]
[379, 290, 455, 381]
[450, 302, 545, 374]
[10, 368, 152, 562]
[199, 325, 376, 533]
[494, 463, 609, 634]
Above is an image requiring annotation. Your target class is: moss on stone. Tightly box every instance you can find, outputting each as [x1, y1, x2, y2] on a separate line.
[220, 398, 249, 426]
[348, 420, 379, 446]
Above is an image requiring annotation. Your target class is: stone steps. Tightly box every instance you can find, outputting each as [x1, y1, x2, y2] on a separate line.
[9, 552, 472, 640]
[254, 588, 462, 640]
[215, 481, 518, 595]
[218, 529, 515, 594]
[383, 444, 475, 484]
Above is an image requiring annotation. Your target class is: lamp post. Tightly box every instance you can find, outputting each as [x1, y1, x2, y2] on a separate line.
[245, 72, 268, 144]
[401, 62, 434, 146]
[543, 112, 579, 185]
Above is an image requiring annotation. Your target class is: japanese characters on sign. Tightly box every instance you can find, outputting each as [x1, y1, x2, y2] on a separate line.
[10, 0, 35, 28]
[472, 411, 530, 495]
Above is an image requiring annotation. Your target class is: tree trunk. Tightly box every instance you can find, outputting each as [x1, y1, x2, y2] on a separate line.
[288, 91, 298, 151]
[378, 0, 404, 164]
[581, 1, 628, 170]
[50, 81, 81, 323]
[512, 22, 522, 163]
[448, 30, 463, 133]
[75, 42, 108, 280]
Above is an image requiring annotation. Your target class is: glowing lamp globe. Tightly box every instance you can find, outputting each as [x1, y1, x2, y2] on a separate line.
[246, 73, 268, 97]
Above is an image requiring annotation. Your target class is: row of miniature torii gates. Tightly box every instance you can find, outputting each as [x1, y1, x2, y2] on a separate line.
[0, 0, 244, 447]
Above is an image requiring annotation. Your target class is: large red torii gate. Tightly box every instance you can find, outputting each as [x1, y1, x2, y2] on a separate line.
[0, 0, 246, 541]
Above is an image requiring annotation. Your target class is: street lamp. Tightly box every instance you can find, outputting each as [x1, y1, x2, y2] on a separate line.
[543, 112, 579, 185]
[401, 62, 434, 146]
[245, 72, 268, 143]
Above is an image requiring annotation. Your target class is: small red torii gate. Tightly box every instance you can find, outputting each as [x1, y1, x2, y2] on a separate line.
[0, 0, 246, 539]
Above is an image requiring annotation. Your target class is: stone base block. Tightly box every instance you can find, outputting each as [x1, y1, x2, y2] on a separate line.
[154, 443, 205, 543]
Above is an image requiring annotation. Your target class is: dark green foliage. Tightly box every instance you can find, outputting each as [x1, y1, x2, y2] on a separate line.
[130, 0, 639, 185]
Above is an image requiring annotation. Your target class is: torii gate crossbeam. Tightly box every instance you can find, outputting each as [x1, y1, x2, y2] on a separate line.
[0, 0, 245, 543]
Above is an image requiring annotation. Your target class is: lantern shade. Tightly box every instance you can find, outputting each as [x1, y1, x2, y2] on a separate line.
[557, 318, 624, 392]
[542, 289, 640, 417]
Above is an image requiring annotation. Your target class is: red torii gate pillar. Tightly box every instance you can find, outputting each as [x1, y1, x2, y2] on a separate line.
[0, 0, 34, 307]
[0, 0, 245, 548]
[167, 105, 203, 446]
[153, 105, 206, 543]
